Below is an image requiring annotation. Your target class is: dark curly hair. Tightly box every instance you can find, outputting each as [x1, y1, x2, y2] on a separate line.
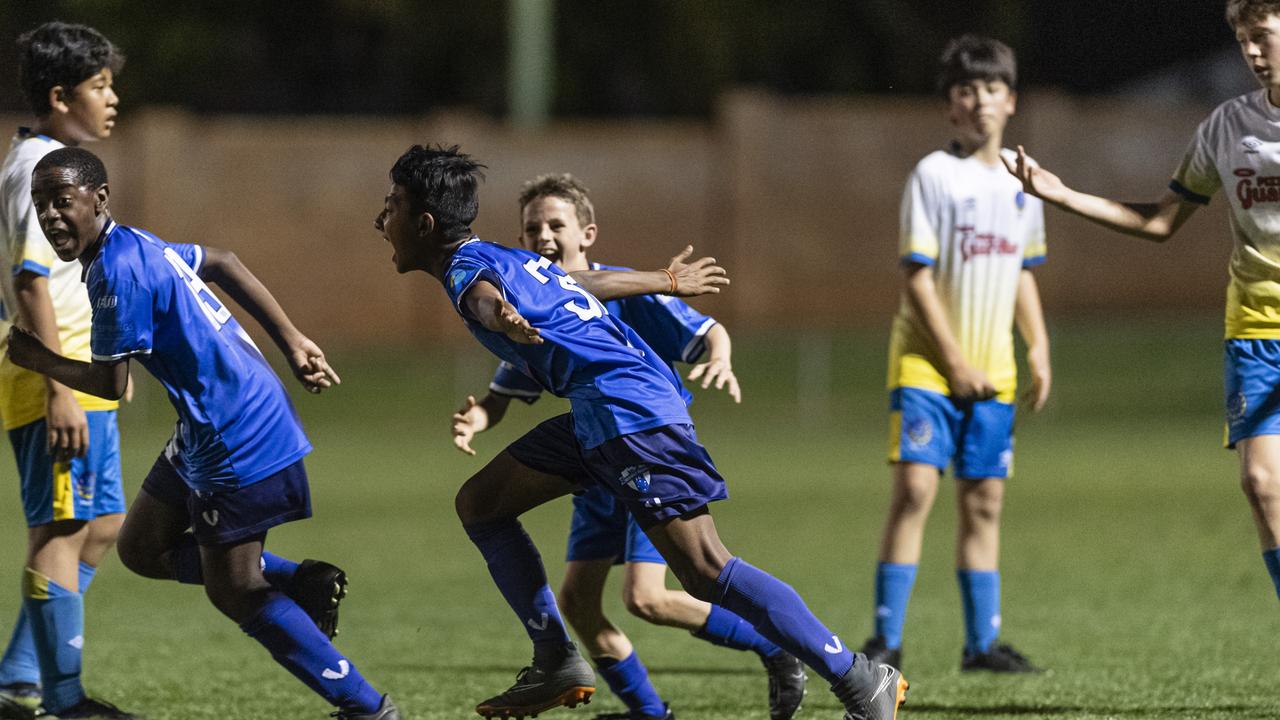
[390, 145, 487, 242]
[34, 146, 109, 189]
[18, 22, 124, 116]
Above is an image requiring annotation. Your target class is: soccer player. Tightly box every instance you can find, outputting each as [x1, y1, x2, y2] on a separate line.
[375, 144, 908, 720]
[0, 23, 135, 720]
[6, 147, 400, 720]
[858, 36, 1050, 674]
[1005, 0, 1280, 611]
[450, 173, 805, 720]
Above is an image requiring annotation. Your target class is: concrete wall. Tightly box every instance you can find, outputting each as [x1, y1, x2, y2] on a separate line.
[0, 90, 1235, 345]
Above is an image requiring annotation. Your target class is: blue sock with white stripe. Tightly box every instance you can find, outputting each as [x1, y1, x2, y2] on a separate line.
[714, 557, 855, 684]
[0, 562, 99, 688]
[957, 569, 1001, 654]
[694, 603, 782, 659]
[465, 519, 571, 653]
[22, 569, 83, 714]
[1262, 547, 1280, 599]
[873, 562, 917, 650]
[240, 593, 382, 713]
[595, 652, 666, 717]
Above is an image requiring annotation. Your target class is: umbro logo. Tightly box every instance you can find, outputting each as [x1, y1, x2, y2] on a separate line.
[68, 635, 84, 650]
[1243, 137, 1264, 154]
[322, 659, 350, 680]
[202, 510, 219, 526]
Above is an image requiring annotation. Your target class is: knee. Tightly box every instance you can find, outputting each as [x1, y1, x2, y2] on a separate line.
[203, 576, 267, 623]
[115, 532, 159, 578]
[961, 486, 1004, 525]
[455, 483, 493, 526]
[622, 586, 665, 623]
[1242, 464, 1280, 507]
[894, 475, 938, 516]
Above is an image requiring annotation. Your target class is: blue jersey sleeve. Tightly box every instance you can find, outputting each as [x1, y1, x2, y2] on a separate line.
[164, 242, 205, 274]
[445, 257, 506, 319]
[489, 361, 543, 404]
[89, 277, 154, 361]
[615, 294, 717, 364]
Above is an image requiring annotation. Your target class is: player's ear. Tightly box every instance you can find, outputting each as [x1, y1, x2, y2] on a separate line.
[1007, 90, 1018, 116]
[46, 85, 70, 116]
[417, 211, 436, 238]
[93, 183, 110, 214]
[581, 223, 598, 248]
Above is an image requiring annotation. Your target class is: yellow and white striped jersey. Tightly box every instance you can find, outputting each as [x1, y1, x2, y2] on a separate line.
[0, 130, 117, 429]
[887, 147, 1046, 403]
[1171, 89, 1280, 339]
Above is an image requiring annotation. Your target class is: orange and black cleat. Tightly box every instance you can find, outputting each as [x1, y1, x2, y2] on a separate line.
[475, 644, 596, 719]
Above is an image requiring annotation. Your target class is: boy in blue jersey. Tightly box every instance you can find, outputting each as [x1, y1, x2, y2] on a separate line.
[6, 147, 401, 720]
[450, 174, 804, 720]
[375, 145, 908, 720]
[0, 23, 134, 720]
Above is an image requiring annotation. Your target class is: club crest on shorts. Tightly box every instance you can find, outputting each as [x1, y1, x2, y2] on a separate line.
[906, 418, 933, 447]
[1228, 391, 1248, 423]
[619, 464, 652, 493]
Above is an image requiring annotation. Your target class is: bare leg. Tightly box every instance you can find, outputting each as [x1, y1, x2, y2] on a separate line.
[955, 478, 1003, 570]
[116, 488, 192, 580]
[559, 559, 632, 661]
[621, 561, 711, 631]
[1238, 436, 1280, 549]
[878, 462, 940, 564]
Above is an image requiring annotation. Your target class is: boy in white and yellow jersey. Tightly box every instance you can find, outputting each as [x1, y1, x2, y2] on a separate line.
[860, 35, 1051, 675]
[1007, 0, 1280, 608]
[0, 23, 136, 720]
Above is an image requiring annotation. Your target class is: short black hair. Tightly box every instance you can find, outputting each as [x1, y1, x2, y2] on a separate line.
[390, 145, 486, 242]
[33, 146, 109, 188]
[937, 35, 1017, 97]
[18, 21, 124, 116]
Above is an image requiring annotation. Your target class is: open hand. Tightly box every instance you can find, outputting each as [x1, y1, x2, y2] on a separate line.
[494, 301, 543, 345]
[288, 336, 341, 394]
[688, 357, 741, 403]
[6, 325, 50, 372]
[666, 246, 730, 297]
[1021, 346, 1051, 412]
[1002, 146, 1068, 204]
[451, 395, 487, 456]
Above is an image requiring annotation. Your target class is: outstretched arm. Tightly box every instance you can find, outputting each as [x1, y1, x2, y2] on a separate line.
[451, 392, 513, 455]
[1004, 146, 1200, 242]
[199, 247, 340, 393]
[462, 280, 544, 344]
[687, 323, 741, 403]
[1014, 270, 1051, 412]
[7, 326, 129, 401]
[571, 245, 729, 300]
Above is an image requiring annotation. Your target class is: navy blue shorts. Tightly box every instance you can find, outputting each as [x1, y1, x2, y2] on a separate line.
[141, 454, 312, 545]
[507, 413, 728, 528]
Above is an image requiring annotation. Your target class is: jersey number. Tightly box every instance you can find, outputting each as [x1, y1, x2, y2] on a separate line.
[522, 257, 605, 321]
[163, 248, 231, 330]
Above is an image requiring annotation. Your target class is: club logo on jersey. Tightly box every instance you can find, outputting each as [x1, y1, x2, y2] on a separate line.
[957, 225, 1019, 261]
[1015, 191, 1026, 211]
[1242, 137, 1263, 154]
[1236, 174, 1280, 209]
[1228, 391, 1248, 423]
[448, 269, 470, 293]
[619, 464, 652, 493]
[906, 418, 933, 447]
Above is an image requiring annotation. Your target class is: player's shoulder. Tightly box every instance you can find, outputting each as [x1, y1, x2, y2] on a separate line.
[93, 223, 166, 280]
[2, 133, 61, 195]
[910, 149, 957, 178]
[1200, 89, 1267, 133]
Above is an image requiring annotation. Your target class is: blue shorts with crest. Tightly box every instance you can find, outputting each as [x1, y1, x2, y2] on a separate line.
[142, 453, 311, 545]
[12, 410, 125, 527]
[888, 387, 1015, 480]
[506, 413, 728, 529]
[1224, 339, 1280, 447]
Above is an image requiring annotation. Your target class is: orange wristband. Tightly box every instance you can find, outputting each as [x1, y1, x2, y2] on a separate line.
[661, 268, 677, 295]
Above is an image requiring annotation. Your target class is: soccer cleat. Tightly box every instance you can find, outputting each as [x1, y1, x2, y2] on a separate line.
[330, 694, 402, 719]
[44, 697, 139, 719]
[832, 653, 908, 720]
[761, 651, 806, 720]
[592, 703, 674, 720]
[287, 559, 349, 639]
[475, 644, 596, 719]
[960, 643, 1043, 673]
[0, 683, 41, 720]
[858, 636, 902, 672]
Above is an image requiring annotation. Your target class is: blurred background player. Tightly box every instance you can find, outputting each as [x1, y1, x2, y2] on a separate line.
[860, 35, 1050, 673]
[7, 147, 399, 720]
[0, 22, 135, 720]
[450, 173, 806, 720]
[375, 144, 907, 720]
[1006, 0, 1280, 612]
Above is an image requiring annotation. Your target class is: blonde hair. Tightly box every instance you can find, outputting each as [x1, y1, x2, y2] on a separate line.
[518, 173, 595, 227]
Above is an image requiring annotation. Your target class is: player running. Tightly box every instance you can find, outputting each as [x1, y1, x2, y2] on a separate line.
[450, 173, 805, 720]
[859, 35, 1050, 674]
[1005, 0, 1280, 610]
[6, 147, 400, 720]
[375, 144, 908, 720]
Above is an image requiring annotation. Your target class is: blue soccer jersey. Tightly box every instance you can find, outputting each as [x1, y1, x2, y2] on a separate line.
[85, 221, 312, 491]
[445, 240, 691, 448]
[490, 261, 715, 405]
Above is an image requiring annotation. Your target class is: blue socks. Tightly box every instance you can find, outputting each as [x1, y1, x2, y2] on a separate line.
[1, 562, 97, 690]
[240, 593, 382, 713]
[957, 569, 1001, 654]
[21, 569, 84, 713]
[465, 519, 571, 651]
[873, 562, 917, 649]
[595, 652, 665, 717]
[714, 557, 854, 684]
[168, 533, 300, 590]
[694, 603, 782, 659]
[1263, 547, 1280, 599]
[261, 553, 301, 586]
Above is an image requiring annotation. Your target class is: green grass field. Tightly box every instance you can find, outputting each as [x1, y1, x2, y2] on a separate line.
[2, 317, 1275, 720]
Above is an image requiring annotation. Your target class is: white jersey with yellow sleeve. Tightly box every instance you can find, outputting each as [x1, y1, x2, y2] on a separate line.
[1170, 89, 1280, 339]
[887, 146, 1046, 403]
[0, 129, 117, 430]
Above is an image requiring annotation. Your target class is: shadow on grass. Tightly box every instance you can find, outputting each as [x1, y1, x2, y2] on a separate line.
[906, 703, 1264, 717]
[393, 662, 760, 676]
